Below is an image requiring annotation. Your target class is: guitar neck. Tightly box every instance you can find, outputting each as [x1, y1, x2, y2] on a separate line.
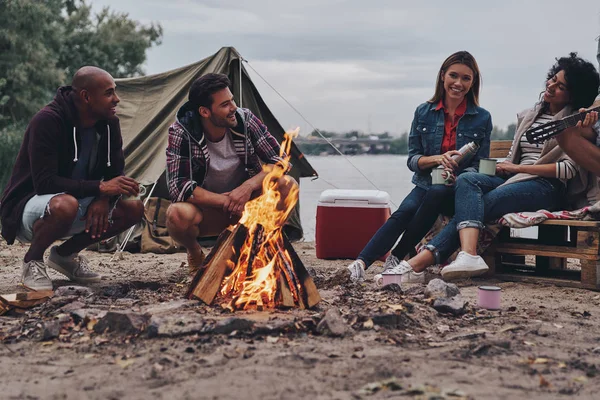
[561, 105, 600, 129]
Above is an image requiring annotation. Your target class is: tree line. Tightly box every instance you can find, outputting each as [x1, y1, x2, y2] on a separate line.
[0, 0, 162, 191]
[296, 124, 518, 156]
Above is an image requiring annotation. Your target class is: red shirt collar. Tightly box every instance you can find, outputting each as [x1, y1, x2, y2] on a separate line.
[435, 98, 468, 115]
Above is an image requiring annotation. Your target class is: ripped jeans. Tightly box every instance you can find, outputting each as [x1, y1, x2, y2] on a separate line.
[424, 172, 565, 264]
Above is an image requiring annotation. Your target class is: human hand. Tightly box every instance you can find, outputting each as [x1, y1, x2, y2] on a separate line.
[437, 150, 461, 171]
[442, 169, 456, 186]
[99, 176, 139, 197]
[83, 197, 110, 239]
[223, 183, 254, 216]
[496, 161, 520, 175]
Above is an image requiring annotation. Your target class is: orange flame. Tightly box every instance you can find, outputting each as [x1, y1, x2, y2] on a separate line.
[220, 129, 300, 310]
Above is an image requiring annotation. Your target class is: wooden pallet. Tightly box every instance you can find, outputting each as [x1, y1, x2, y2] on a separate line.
[483, 141, 600, 290]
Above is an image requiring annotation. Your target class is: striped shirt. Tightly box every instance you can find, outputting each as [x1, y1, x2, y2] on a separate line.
[518, 113, 576, 180]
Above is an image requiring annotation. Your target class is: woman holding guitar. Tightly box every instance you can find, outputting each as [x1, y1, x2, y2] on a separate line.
[384, 53, 600, 283]
[554, 40, 600, 175]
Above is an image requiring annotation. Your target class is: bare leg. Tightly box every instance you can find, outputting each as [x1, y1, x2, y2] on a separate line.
[458, 228, 480, 256]
[405, 249, 436, 273]
[57, 199, 144, 256]
[24, 195, 79, 262]
[166, 202, 204, 258]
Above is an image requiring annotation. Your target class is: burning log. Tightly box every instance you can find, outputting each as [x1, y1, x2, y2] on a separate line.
[187, 130, 321, 311]
[188, 224, 321, 310]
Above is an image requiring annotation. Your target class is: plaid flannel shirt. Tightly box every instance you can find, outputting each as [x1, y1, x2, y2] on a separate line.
[166, 106, 284, 202]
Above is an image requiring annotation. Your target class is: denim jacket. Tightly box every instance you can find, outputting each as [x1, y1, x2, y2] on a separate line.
[407, 100, 492, 189]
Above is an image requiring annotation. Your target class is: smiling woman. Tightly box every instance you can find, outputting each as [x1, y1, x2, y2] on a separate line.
[346, 51, 493, 284]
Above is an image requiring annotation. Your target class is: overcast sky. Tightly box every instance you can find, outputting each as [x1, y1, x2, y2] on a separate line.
[93, 0, 600, 136]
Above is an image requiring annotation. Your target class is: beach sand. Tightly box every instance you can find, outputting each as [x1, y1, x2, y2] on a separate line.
[1, 239, 599, 399]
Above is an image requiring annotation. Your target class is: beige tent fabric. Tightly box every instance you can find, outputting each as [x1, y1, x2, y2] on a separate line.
[114, 47, 317, 239]
[116, 46, 316, 184]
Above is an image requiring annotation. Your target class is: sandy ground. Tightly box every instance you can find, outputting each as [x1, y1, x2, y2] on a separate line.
[1, 239, 600, 400]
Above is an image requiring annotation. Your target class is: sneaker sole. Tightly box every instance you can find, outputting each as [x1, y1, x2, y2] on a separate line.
[20, 282, 53, 292]
[441, 266, 489, 282]
[47, 260, 102, 283]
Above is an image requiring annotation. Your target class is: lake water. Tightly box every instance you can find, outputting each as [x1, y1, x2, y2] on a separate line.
[298, 155, 412, 241]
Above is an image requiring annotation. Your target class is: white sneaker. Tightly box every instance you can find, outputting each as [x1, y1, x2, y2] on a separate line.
[382, 254, 400, 271]
[21, 259, 53, 291]
[375, 260, 425, 286]
[441, 251, 489, 281]
[347, 259, 366, 282]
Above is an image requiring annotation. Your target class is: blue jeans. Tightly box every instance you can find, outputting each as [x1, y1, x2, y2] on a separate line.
[358, 185, 454, 267]
[425, 172, 566, 263]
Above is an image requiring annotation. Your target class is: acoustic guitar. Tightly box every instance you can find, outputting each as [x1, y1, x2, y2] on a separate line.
[525, 99, 600, 144]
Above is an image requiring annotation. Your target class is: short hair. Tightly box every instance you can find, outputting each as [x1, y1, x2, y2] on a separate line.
[546, 52, 599, 110]
[188, 73, 232, 109]
[429, 51, 482, 106]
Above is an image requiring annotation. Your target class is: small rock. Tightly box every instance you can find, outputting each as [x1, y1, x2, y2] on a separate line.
[54, 285, 93, 298]
[425, 279, 460, 299]
[94, 311, 150, 334]
[41, 320, 60, 341]
[48, 295, 80, 309]
[56, 313, 71, 324]
[146, 315, 205, 338]
[371, 313, 410, 329]
[380, 283, 403, 293]
[316, 308, 350, 337]
[433, 295, 466, 316]
[59, 301, 87, 313]
[212, 317, 255, 335]
[70, 308, 107, 324]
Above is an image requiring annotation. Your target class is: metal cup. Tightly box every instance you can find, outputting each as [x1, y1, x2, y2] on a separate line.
[431, 167, 447, 185]
[479, 158, 497, 176]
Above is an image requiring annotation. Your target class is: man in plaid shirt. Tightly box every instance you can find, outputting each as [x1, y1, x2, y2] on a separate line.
[165, 73, 297, 271]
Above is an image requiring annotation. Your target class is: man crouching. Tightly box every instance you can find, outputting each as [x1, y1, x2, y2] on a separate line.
[165, 73, 297, 272]
[0, 67, 144, 291]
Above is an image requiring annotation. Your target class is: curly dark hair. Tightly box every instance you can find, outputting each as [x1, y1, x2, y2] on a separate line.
[188, 73, 232, 109]
[545, 52, 599, 110]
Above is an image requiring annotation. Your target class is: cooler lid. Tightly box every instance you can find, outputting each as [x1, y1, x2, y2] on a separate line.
[318, 189, 390, 205]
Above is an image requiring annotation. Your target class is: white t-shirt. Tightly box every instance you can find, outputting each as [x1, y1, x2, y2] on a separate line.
[202, 131, 249, 194]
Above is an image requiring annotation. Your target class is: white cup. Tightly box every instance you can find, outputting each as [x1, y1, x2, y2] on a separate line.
[479, 158, 497, 176]
[431, 167, 447, 185]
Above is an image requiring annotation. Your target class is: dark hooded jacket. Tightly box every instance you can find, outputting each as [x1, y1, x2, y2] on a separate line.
[0, 86, 125, 244]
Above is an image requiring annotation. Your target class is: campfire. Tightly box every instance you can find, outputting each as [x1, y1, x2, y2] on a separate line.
[187, 130, 321, 311]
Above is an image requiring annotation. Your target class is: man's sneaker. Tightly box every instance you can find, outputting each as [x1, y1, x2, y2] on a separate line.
[21, 259, 53, 291]
[347, 259, 366, 282]
[48, 246, 102, 283]
[441, 251, 489, 281]
[187, 250, 206, 274]
[375, 260, 425, 286]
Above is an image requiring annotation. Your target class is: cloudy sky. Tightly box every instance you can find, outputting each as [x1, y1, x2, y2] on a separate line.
[93, 0, 600, 136]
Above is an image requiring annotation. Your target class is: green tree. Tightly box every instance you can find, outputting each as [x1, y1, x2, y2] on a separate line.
[58, 1, 163, 79]
[0, 0, 64, 125]
[0, 0, 162, 127]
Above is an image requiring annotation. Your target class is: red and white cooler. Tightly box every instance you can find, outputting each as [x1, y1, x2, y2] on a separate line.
[316, 189, 391, 260]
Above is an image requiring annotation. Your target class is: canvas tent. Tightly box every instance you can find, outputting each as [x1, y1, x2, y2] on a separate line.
[114, 46, 317, 241]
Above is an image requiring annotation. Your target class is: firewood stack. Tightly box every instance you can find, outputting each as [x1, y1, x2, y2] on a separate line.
[187, 224, 321, 311]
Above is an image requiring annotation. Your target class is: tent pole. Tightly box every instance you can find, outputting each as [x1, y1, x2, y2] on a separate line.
[110, 179, 159, 262]
[239, 57, 243, 107]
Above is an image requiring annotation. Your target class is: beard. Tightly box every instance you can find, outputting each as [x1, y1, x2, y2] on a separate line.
[210, 113, 237, 129]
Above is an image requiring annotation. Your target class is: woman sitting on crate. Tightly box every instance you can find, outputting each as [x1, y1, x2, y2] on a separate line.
[347, 51, 492, 284]
[389, 52, 600, 283]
